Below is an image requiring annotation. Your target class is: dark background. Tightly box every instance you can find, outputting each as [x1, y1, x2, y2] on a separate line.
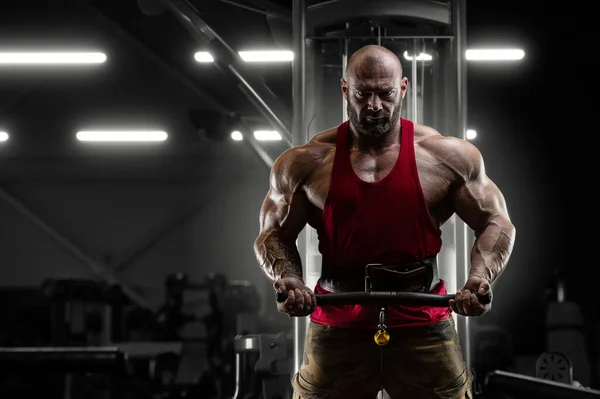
[0, 0, 596, 396]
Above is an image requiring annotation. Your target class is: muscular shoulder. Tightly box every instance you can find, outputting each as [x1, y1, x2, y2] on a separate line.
[413, 123, 443, 141]
[415, 123, 484, 180]
[309, 126, 337, 142]
[270, 127, 335, 193]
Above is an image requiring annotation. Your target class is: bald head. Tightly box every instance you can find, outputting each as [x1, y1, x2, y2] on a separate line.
[345, 44, 402, 80]
[342, 45, 407, 139]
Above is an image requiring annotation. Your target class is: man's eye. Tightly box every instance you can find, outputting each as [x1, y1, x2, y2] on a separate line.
[356, 91, 365, 97]
[384, 91, 394, 96]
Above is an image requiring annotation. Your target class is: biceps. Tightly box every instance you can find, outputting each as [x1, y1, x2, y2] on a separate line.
[454, 176, 510, 235]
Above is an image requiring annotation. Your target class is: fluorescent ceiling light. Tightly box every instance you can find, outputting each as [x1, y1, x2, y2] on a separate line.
[466, 129, 477, 140]
[194, 52, 214, 63]
[403, 51, 432, 61]
[254, 130, 281, 141]
[239, 50, 293, 62]
[0, 132, 8, 142]
[0, 52, 107, 64]
[466, 49, 525, 61]
[76, 131, 168, 142]
[194, 50, 293, 63]
[231, 131, 243, 141]
[194, 48, 525, 63]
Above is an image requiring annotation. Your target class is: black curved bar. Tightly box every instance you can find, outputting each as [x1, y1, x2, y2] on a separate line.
[276, 291, 491, 306]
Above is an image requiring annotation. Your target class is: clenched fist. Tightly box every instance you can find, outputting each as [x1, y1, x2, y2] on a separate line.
[449, 276, 492, 317]
[273, 274, 317, 317]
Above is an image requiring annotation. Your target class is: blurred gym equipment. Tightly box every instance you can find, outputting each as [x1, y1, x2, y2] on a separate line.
[232, 332, 293, 399]
[545, 272, 592, 387]
[0, 273, 270, 398]
[483, 368, 600, 399]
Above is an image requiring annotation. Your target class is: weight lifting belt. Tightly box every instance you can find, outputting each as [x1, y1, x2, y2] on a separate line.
[318, 256, 439, 293]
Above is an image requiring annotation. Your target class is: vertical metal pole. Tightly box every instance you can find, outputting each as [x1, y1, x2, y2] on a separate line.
[452, 0, 471, 371]
[419, 40, 426, 124]
[411, 39, 418, 123]
[342, 28, 349, 122]
[292, 0, 308, 376]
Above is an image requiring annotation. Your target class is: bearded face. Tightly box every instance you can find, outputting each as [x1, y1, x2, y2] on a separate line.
[346, 90, 403, 138]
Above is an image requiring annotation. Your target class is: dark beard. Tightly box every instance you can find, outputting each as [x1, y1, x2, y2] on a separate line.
[347, 100, 402, 138]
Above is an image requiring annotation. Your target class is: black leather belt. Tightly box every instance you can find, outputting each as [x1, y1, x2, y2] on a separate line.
[318, 257, 439, 293]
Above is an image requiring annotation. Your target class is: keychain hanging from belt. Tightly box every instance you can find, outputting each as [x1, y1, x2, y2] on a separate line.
[374, 304, 390, 346]
[364, 259, 436, 346]
[366, 264, 391, 346]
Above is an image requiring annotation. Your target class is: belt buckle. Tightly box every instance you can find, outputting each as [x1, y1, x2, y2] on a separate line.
[365, 263, 382, 292]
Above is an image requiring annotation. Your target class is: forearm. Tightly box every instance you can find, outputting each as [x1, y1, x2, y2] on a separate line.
[254, 232, 303, 283]
[469, 216, 516, 283]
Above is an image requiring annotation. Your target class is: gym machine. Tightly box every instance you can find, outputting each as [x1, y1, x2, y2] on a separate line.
[232, 332, 294, 399]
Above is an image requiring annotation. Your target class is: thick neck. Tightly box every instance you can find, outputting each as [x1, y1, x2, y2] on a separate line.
[348, 118, 402, 154]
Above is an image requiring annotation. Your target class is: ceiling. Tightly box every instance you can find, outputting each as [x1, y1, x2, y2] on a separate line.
[0, 0, 455, 180]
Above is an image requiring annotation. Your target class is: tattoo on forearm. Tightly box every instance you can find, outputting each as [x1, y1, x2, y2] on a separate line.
[470, 219, 515, 283]
[257, 235, 303, 281]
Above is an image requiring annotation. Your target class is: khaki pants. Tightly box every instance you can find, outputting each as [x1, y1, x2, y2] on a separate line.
[292, 316, 473, 399]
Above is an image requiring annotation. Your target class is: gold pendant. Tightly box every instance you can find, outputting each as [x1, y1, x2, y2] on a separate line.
[374, 329, 390, 346]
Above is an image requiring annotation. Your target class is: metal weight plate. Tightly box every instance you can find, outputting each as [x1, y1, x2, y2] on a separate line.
[535, 351, 573, 384]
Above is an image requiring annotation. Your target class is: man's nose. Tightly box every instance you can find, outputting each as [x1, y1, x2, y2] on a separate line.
[368, 93, 382, 111]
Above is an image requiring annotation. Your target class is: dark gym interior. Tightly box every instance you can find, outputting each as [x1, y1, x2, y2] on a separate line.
[0, 1, 595, 398]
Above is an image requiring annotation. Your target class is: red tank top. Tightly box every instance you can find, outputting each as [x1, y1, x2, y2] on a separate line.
[310, 118, 451, 328]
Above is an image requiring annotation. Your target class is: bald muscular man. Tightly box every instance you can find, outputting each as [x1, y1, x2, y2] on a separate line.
[254, 44, 516, 398]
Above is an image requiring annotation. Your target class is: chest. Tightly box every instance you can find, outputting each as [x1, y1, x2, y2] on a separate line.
[304, 146, 452, 219]
[350, 148, 400, 182]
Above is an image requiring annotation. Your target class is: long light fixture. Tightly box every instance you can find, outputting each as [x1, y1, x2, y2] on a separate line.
[466, 49, 525, 61]
[403, 51, 433, 61]
[230, 131, 284, 141]
[0, 132, 8, 142]
[0, 52, 107, 64]
[239, 50, 293, 62]
[194, 52, 215, 63]
[196, 48, 524, 63]
[254, 130, 282, 141]
[195, 50, 293, 63]
[76, 131, 168, 142]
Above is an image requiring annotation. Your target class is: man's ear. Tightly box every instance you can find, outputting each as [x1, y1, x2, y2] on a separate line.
[400, 77, 408, 100]
[341, 78, 349, 100]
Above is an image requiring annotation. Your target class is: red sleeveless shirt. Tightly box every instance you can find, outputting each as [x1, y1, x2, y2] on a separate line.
[310, 118, 451, 328]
